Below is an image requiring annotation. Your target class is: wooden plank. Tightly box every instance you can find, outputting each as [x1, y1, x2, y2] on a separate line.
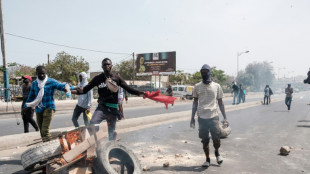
[63, 125, 106, 163]
[69, 167, 92, 174]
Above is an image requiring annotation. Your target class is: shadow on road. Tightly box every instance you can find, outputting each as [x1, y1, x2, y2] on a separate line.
[297, 125, 310, 128]
[273, 110, 289, 112]
[298, 120, 310, 122]
[0, 159, 21, 165]
[148, 165, 221, 173]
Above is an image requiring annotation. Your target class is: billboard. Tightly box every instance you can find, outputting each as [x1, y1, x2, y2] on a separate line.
[135, 51, 176, 76]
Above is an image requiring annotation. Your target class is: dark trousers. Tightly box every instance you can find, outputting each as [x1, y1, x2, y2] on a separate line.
[72, 105, 89, 127]
[264, 95, 269, 104]
[285, 97, 292, 110]
[198, 117, 221, 157]
[36, 108, 54, 142]
[21, 107, 38, 133]
[90, 104, 120, 140]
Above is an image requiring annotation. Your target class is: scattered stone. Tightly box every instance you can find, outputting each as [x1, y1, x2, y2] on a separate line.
[184, 141, 188, 143]
[16, 146, 20, 149]
[163, 162, 170, 167]
[168, 125, 172, 128]
[280, 146, 291, 155]
[158, 148, 161, 153]
[142, 155, 145, 158]
[158, 155, 164, 159]
[143, 166, 150, 171]
[175, 154, 183, 158]
[187, 157, 190, 159]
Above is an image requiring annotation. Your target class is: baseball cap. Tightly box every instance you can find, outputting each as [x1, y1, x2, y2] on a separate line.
[22, 75, 32, 82]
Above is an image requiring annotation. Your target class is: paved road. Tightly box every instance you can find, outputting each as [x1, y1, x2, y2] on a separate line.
[0, 95, 277, 136]
[1, 93, 309, 173]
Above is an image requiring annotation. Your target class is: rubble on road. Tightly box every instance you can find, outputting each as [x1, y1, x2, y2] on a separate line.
[175, 154, 183, 158]
[280, 146, 291, 155]
[143, 166, 150, 171]
[163, 162, 170, 167]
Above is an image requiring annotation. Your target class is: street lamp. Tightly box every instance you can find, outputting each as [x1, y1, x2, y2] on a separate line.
[237, 50, 250, 77]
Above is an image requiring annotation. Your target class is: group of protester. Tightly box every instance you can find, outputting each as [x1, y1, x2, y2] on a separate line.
[21, 58, 142, 142]
[231, 82, 246, 105]
[19, 57, 307, 168]
[19, 59, 228, 167]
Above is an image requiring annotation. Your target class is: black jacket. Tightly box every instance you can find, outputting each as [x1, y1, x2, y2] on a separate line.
[82, 73, 141, 104]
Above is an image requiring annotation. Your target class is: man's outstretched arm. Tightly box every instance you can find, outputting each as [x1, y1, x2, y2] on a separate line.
[218, 98, 227, 122]
[190, 97, 198, 128]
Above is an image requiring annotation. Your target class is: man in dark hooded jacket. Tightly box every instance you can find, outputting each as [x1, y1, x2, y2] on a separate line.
[190, 64, 228, 167]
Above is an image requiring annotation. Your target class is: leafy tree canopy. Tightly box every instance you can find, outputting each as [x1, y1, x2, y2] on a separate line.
[45, 51, 89, 85]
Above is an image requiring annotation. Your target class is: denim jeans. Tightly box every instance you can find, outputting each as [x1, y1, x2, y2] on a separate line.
[285, 97, 292, 110]
[233, 91, 239, 104]
[90, 104, 121, 140]
[72, 105, 89, 127]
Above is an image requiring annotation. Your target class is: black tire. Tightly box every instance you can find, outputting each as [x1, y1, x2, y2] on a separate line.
[93, 141, 142, 174]
[21, 139, 62, 171]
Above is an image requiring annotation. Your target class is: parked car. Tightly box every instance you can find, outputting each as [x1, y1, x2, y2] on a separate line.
[172, 85, 194, 99]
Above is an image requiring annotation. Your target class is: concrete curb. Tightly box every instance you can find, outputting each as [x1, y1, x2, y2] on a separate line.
[0, 97, 284, 151]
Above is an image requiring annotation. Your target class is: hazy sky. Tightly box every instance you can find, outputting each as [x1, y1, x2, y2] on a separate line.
[2, 0, 310, 78]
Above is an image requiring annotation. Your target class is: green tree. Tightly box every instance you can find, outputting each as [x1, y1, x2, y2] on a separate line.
[168, 70, 188, 84]
[45, 51, 89, 85]
[113, 59, 149, 81]
[238, 61, 275, 91]
[187, 67, 228, 86]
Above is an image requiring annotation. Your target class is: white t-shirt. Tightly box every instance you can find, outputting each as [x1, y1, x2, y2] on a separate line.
[193, 81, 224, 119]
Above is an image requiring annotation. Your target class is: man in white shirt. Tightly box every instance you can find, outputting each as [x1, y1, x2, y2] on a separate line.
[190, 64, 228, 167]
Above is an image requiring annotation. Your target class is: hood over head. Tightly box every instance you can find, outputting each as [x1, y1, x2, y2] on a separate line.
[78, 72, 88, 87]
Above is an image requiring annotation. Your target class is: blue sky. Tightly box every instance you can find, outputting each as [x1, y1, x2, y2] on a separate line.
[2, 0, 310, 78]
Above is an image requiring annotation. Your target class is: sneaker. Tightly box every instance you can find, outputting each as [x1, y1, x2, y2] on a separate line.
[216, 156, 223, 165]
[202, 161, 210, 167]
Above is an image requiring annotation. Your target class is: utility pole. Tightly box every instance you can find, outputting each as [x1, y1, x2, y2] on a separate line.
[132, 52, 135, 85]
[48, 54, 50, 64]
[0, 0, 9, 102]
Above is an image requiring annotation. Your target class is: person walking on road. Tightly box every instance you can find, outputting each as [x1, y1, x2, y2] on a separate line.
[71, 72, 93, 128]
[190, 64, 228, 167]
[166, 83, 173, 107]
[263, 85, 270, 105]
[24, 66, 69, 141]
[21, 75, 39, 133]
[231, 82, 239, 105]
[268, 86, 273, 104]
[166, 83, 173, 96]
[72, 58, 145, 140]
[285, 84, 293, 111]
[238, 84, 245, 104]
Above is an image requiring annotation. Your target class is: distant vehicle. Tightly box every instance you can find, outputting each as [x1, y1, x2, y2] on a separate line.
[172, 85, 194, 100]
[159, 87, 167, 94]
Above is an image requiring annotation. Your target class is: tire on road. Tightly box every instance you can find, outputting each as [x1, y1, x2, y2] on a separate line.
[93, 141, 142, 174]
[21, 139, 63, 171]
